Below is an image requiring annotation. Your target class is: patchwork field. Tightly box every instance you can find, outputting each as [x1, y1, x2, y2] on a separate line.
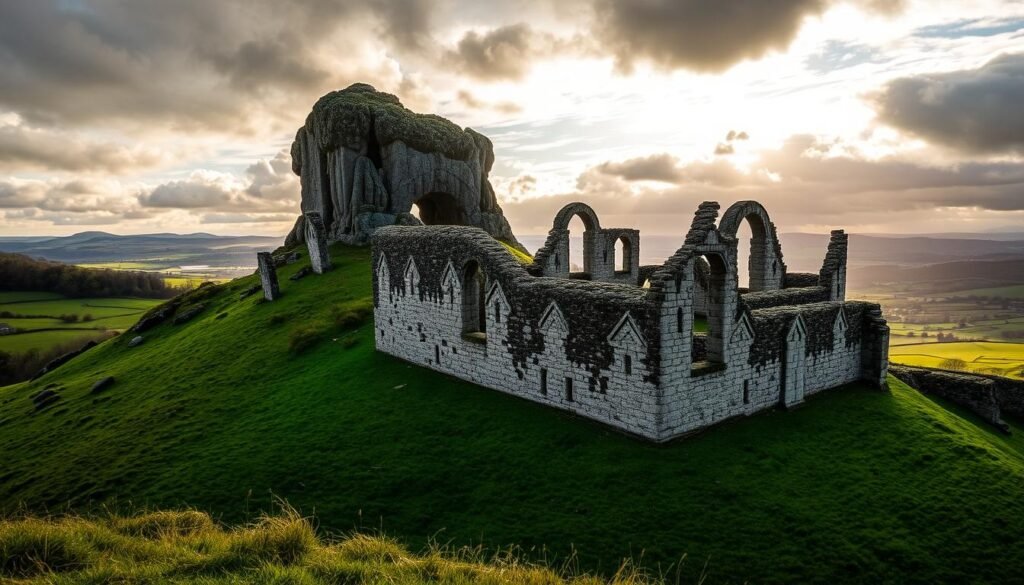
[888, 341, 1024, 379]
[944, 284, 1024, 299]
[0, 294, 161, 356]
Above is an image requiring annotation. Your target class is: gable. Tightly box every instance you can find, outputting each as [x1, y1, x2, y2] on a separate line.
[440, 260, 460, 292]
[539, 301, 569, 336]
[485, 281, 510, 312]
[731, 312, 755, 344]
[786, 315, 807, 343]
[608, 312, 647, 349]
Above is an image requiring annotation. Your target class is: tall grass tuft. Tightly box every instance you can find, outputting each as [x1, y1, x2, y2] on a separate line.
[0, 517, 95, 578]
[0, 506, 668, 584]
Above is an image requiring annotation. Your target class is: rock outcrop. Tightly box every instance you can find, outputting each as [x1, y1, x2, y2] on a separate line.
[286, 83, 522, 250]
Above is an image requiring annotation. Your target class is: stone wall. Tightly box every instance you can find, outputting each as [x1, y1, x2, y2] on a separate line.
[890, 365, 1024, 431]
[373, 225, 662, 439]
[531, 203, 641, 285]
[372, 197, 886, 441]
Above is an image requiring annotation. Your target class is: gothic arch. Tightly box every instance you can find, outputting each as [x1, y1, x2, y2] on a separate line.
[551, 202, 602, 232]
[717, 201, 786, 292]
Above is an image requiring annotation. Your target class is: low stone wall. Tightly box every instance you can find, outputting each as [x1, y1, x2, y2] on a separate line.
[889, 365, 1024, 433]
[783, 272, 819, 288]
[742, 286, 830, 310]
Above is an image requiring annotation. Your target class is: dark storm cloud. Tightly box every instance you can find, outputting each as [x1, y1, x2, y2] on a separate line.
[204, 36, 328, 92]
[592, 0, 904, 73]
[372, 0, 434, 51]
[595, 154, 684, 182]
[447, 24, 549, 81]
[872, 53, 1024, 154]
[593, 0, 830, 72]
[0, 0, 428, 131]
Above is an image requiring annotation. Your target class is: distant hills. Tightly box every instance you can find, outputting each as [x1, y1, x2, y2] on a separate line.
[5, 230, 1024, 292]
[0, 232, 281, 278]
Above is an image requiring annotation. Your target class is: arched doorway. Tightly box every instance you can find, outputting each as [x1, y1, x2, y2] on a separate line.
[693, 253, 727, 368]
[615, 236, 632, 273]
[415, 192, 467, 226]
[718, 201, 784, 292]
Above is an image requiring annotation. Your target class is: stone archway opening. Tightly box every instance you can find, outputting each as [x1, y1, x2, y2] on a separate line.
[567, 214, 588, 275]
[718, 201, 783, 293]
[615, 236, 632, 274]
[740, 213, 771, 292]
[693, 253, 727, 369]
[414, 191, 467, 226]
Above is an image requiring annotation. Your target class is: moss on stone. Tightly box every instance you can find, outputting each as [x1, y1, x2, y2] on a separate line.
[301, 83, 477, 161]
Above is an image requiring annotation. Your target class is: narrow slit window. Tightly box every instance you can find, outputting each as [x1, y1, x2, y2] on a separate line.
[540, 368, 548, 395]
[435, 345, 440, 364]
[565, 377, 574, 402]
[624, 354, 632, 375]
[676, 307, 683, 333]
[743, 380, 750, 404]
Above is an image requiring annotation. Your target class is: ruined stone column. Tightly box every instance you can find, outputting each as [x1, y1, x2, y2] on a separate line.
[257, 252, 280, 301]
[861, 306, 890, 390]
[304, 211, 332, 274]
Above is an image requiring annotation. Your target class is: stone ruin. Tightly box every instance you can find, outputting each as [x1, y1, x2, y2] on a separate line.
[371, 200, 890, 442]
[284, 83, 522, 251]
[257, 252, 280, 301]
[304, 211, 332, 274]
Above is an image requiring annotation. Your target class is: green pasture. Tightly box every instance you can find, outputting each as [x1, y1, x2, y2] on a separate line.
[2, 245, 1024, 584]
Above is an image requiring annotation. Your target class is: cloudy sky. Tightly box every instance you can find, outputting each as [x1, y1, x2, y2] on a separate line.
[0, 0, 1022, 239]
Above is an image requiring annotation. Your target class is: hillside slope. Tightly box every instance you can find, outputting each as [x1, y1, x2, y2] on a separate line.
[2, 244, 1024, 584]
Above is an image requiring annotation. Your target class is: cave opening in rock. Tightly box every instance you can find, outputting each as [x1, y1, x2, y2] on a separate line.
[414, 192, 467, 226]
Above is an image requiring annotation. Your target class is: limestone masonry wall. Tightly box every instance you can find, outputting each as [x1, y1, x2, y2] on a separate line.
[372, 200, 890, 441]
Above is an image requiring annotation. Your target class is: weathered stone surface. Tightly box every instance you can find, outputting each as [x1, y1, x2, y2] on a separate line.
[90, 376, 116, 395]
[257, 252, 280, 301]
[172, 303, 206, 325]
[239, 284, 261, 300]
[128, 336, 144, 348]
[30, 387, 61, 411]
[286, 83, 522, 250]
[304, 211, 331, 274]
[890, 365, 1011, 432]
[274, 251, 302, 267]
[31, 340, 99, 381]
[371, 200, 888, 442]
[131, 306, 175, 333]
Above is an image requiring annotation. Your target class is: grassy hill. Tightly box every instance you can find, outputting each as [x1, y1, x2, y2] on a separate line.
[2, 244, 1024, 584]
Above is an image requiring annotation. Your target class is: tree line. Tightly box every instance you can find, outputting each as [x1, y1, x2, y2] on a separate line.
[0, 252, 179, 299]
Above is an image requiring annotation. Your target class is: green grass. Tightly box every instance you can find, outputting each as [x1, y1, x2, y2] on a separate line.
[945, 284, 1024, 299]
[0, 330, 116, 354]
[0, 292, 65, 304]
[1, 507, 629, 585]
[0, 298, 159, 319]
[1, 245, 1024, 584]
[889, 341, 1024, 378]
[500, 241, 534, 265]
[0, 295, 161, 356]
